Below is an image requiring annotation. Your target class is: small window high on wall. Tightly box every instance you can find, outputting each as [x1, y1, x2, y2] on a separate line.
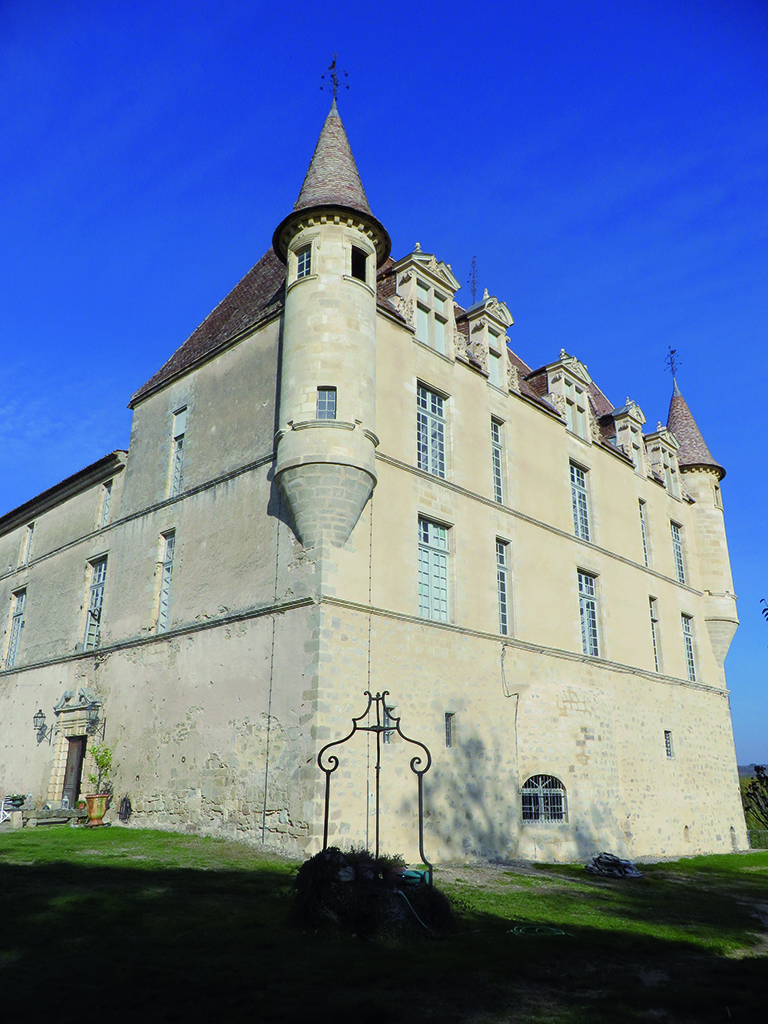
[351, 246, 367, 283]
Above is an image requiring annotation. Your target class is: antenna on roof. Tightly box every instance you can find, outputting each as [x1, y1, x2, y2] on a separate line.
[665, 346, 680, 380]
[320, 54, 349, 101]
[468, 255, 478, 304]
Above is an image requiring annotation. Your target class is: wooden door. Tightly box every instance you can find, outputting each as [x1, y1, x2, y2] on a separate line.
[62, 736, 85, 806]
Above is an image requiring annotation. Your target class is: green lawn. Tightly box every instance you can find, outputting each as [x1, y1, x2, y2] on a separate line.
[1, 827, 766, 1023]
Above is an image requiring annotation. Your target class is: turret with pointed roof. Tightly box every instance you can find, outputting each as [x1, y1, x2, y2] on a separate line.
[667, 379, 725, 479]
[272, 101, 390, 266]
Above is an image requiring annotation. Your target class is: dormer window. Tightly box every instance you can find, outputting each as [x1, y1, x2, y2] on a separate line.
[416, 279, 448, 354]
[297, 245, 312, 279]
[351, 246, 367, 283]
[565, 379, 588, 439]
[662, 451, 679, 497]
[488, 331, 502, 387]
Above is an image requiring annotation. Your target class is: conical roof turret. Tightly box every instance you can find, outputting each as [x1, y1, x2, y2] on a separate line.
[667, 379, 725, 479]
[293, 99, 371, 215]
[273, 101, 390, 265]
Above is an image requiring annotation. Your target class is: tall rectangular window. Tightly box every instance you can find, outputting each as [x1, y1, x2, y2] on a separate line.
[20, 523, 34, 566]
[351, 245, 367, 283]
[157, 533, 176, 634]
[497, 540, 510, 635]
[5, 590, 26, 669]
[84, 558, 107, 652]
[383, 703, 395, 745]
[639, 500, 649, 567]
[316, 386, 337, 420]
[418, 517, 449, 622]
[649, 597, 661, 672]
[671, 522, 686, 584]
[445, 712, 454, 748]
[100, 481, 113, 529]
[417, 385, 446, 478]
[578, 571, 599, 656]
[296, 245, 311, 279]
[571, 463, 590, 541]
[565, 380, 587, 439]
[170, 408, 187, 498]
[491, 420, 504, 504]
[664, 730, 674, 758]
[682, 614, 696, 681]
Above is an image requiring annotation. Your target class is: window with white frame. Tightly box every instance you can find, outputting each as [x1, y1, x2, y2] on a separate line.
[578, 571, 599, 656]
[20, 523, 34, 566]
[296, 244, 312, 279]
[316, 387, 337, 420]
[157, 533, 176, 633]
[682, 614, 696, 681]
[383, 703, 395, 745]
[649, 596, 661, 672]
[170, 408, 187, 498]
[488, 330, 502, 387]
[84, 558, 107, 652]
[100, 481, 113, 529]
[5, 590, 26, 669]
[630, 426, 644, 473]
[418, 517, 449, 622]
[671, 522, 686, 584]
[571, 463, 591, 541]
[522, 775, 567, 822]
[417, 385, 446, 478]
[491, 420, 504, 504]
[415, 280, 448, 354]
[664, 730, 674, 758]
[662, 450, 679, 497]
[639, 500, 649, 567]
[496, 540, 510, 636]
[565, 379, 588, 439]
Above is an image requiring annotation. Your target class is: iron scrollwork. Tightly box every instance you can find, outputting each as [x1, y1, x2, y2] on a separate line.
[317, 691, 433, 885]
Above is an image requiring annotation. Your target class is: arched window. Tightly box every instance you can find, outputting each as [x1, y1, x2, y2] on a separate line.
[521, 775, 567, 823]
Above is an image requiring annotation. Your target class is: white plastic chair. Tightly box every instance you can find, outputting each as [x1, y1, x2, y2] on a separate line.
[0, 798, 12, 824]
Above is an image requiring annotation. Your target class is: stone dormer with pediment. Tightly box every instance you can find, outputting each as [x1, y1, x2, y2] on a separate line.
[390, 244, 460, 357]
[644, 423, 682, 498]
[455, 289, 514, 388]
[609, 398, 647, 475]
[545, 350, 598, 442]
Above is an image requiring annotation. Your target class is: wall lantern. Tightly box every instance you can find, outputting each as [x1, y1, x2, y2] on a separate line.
[86, 701, 103, 737]
[33, 709, 53, 745]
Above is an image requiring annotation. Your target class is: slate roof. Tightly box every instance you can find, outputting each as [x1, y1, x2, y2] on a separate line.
[293, 100, 372, 215]
[667, 379, 724, 478]
[130, 249, 286, 407]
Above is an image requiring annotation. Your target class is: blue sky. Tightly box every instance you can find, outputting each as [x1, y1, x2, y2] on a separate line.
[1, 0, 766, 760]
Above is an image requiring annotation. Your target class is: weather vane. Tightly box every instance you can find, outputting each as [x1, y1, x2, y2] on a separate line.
[321, 54, 349, 101]
[665, 346, 680, 379]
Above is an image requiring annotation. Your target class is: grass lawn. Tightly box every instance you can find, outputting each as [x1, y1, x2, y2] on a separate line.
[0, 827, 766, 1023]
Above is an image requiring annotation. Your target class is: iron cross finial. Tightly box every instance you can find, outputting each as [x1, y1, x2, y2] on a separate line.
[320, 54, 349, 100]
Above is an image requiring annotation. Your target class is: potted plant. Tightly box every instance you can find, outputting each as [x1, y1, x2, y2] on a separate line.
[85, 743, 113, 827]
[6, 794, 25, 809]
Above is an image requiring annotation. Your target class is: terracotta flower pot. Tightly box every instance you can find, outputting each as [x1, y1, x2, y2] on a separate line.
[85, 793, 109, 826]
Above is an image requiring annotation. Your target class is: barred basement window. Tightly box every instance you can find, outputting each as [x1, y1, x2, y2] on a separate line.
[418, 517, 449, 622]
[671, 521, 686, 584]
[496, 540, 510, 635]
[522, 775, 567, 822]
[578, 571, 599, 657]
[682, 614, 696, 681]
[157, 533, 176, 633]
[84, 558, 107, 652]
[417, 384, 446, 478]
[316, 387, 337, 420]
[296, 245, 311, 279]
[445, 712, 454, 748]
[491, 420, 504, 504]
[571, 463, 590, 541]
[664, 730, 674, 758]
[5, 590, 26, 669]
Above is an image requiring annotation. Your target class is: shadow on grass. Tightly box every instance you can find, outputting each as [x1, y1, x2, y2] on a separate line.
[0, 847, 766, 1023]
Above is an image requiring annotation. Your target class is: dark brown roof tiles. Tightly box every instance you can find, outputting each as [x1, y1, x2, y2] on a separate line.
[667, 380, 724, 477]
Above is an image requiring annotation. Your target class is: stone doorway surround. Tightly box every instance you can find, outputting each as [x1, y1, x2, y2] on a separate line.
[46, 687, 103, 805]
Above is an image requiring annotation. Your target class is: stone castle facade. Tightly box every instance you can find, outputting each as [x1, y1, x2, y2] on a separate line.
[0, 102, 745, 861]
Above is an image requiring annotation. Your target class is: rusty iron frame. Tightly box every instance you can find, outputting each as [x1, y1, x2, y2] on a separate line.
[317, 691, 433, 885]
